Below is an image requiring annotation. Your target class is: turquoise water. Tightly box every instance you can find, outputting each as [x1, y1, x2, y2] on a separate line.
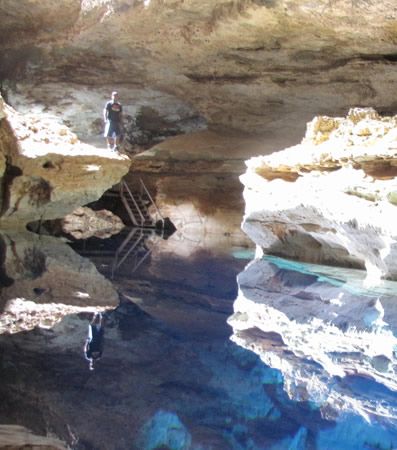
[1, 230, 397, 449]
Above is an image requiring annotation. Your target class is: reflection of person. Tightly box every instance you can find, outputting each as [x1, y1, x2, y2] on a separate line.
[103, 91, 123, 150]
[84, 312, 104, 371]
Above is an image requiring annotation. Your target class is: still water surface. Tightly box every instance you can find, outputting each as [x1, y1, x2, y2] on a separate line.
[1, 229, 397, 449]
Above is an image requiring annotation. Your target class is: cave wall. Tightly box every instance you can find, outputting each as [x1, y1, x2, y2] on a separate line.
[1, 0, 397, 145]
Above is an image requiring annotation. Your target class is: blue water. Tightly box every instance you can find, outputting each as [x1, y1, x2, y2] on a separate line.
[1, 230, 397, 449]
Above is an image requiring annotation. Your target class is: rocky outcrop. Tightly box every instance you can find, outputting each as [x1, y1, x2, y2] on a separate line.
[4, 1, 397, 238]
[228, 256, 397, 447]
[0, 97, 131, 230]
[2, 1, 397, 144]
[241, 107, 397, 281]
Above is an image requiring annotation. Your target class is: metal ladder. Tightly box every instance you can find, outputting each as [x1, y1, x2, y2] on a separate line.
[119, 178, 164, 228]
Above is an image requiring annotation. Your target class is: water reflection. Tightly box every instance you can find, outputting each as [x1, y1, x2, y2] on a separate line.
[84, 312, 105, 371]
[1, 230, 397, 449]
[229, 255, 397, 449]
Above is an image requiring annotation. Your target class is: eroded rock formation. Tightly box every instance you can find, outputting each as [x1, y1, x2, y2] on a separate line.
[0, 96, 131, 230]
[241, 107, 397, 281]
[228, 256, 397, 448]
[1, 0, 397, 143]
[3, 1, 397, 239]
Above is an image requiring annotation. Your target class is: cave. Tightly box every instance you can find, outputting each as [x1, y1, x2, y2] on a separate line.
[1, 1, 397, 449]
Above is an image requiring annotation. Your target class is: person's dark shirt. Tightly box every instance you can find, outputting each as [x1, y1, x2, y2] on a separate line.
[85, 324, 104, 360]
[105, 101, 122, 123]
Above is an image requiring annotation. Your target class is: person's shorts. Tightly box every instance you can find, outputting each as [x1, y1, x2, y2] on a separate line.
[104, 121, 122, 138]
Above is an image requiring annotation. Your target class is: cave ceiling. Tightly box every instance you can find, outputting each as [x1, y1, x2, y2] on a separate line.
[1, 0, 397, 141]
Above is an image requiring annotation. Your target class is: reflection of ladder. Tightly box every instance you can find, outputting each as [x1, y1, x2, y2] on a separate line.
[119, 178, 164, 228]
[111, 227, 154, 278]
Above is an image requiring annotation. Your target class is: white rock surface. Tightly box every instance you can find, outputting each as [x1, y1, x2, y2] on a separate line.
[241, 108, 397, 281]
[228, 256, 397, 426]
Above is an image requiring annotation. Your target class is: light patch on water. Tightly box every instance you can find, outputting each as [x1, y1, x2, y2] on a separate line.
[231, 247, 255, 260]
[265, 255, 397, 298]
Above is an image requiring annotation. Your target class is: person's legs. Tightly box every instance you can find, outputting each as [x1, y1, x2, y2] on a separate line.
[114, 135, 120, 149]
[113, 124, 122, 150]
[106, 136, 114, 149]
[104, 122, 115, 149]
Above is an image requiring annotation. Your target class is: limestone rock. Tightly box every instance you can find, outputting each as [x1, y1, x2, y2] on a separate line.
[128, 130, 277, 243]
[7, 82, 206, 151]
[240, 108, 397, 281]
[62, 206, 125, 239]
[228, 256, 397, 428]
[1, 1, 397, 143]
[0, 97, 131, 229]
[0, 297, 107, 335]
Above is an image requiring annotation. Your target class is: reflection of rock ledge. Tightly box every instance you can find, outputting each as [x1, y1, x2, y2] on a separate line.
[228, 257, 397, 424]
[0, 232, 118, 314]
[0, 424, 67, 449]
[62, 206, 125, 239]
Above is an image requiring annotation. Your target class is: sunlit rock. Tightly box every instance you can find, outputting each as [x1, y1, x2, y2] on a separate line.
[0, 97, 131, 229]
[8, 82, 206, 150]
[241, 108, 397, 281]
[62, 206, 125, 239]
[228, 256, 397, 434]
[2, 1, 397, 142]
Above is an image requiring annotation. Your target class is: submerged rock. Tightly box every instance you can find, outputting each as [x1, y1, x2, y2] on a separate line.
[240, 108, 397, 281]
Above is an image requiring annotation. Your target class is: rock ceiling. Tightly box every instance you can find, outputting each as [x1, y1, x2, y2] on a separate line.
[1, 0, 397, 143]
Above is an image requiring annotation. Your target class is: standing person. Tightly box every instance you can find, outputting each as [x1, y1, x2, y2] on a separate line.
[103, 91, 123, 150]
[84, 312, 105, 371]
